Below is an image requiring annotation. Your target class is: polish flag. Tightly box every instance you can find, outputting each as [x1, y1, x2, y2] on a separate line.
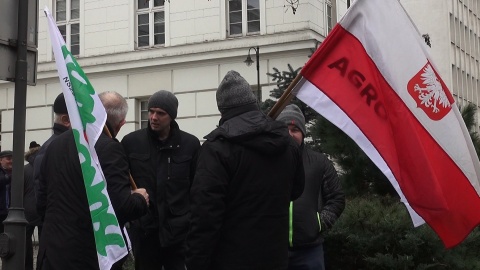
[295, 0, 480, 248]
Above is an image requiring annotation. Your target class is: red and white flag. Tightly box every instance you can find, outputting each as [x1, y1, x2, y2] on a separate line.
[295, 0, 480, 248]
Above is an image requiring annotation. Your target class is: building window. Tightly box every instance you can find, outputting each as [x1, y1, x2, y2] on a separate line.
[228, 0, 260, 36]
[55, 0, 80, 55]
[325, 0, 333, 35]
[140, 100, 149, 129]
[136, 0, 165, 48]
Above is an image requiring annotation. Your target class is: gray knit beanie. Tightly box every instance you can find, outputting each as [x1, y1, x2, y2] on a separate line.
[148, 90, 178, 119]
[216, 70, 257, 113]
[277, 104, 306, 137]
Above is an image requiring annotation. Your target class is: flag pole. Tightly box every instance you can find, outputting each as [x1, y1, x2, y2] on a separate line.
[267, 72, 306, 119]
[102, 126, 138, 190]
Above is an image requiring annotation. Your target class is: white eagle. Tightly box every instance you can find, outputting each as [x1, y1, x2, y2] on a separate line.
[413, 64, 450, 113]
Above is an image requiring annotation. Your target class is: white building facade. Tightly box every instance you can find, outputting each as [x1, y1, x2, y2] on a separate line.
[0, 0, 348, 150]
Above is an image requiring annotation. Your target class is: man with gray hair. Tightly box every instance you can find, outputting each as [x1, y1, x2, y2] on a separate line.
[36, 91, 149, 270]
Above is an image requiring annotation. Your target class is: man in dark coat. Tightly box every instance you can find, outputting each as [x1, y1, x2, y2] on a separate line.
[24, 141, 42, 270]
[37, 91, 149, 270]
[121, 90, 200, 270]
[33, 92, 71, 218]
[0, 150, 13, 233]
[277, 104, 345, 270]
[186, 70, 305, 270]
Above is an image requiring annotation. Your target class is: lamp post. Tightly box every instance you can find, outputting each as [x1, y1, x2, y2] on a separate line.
[244, 46, 260, 95]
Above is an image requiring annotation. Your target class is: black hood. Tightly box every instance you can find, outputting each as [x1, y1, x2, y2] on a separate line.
[205, 110, 291, 155]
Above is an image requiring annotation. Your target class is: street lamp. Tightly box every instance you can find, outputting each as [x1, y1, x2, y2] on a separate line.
[244, 46, 260, 95]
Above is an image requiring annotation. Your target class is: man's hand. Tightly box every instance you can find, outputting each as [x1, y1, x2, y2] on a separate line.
[133, 188, 149, 206]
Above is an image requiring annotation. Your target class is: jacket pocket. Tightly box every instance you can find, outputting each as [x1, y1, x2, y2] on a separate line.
[166, 155, 192, 216]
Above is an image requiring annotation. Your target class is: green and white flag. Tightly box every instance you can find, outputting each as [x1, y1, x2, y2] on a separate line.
[44, 7, 127, 270]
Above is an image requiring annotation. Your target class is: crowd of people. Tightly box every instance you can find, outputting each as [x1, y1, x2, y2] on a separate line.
[0, 70, 345, 270]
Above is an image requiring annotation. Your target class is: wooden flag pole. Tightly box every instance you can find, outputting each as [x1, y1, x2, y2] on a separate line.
[103, 125, 138, 190]
[267, 72, 305, 119]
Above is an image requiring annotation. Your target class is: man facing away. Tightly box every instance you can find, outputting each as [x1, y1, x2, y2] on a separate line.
[0, 150, 13, 233]
[277, 104, 345, 270]
[34, 92, 71, 218]
[24, 141, 42, 270]
[36, 91, 149, 270]
[186, 70, 305, 270]
[121, 90, 200, 270]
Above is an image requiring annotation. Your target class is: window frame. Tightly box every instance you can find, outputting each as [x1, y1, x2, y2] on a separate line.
[55, 0, 80, 56]
[227, 0, 260, 37]
[325, 0, 333, 35]
[139, 99, 149, 130]
[136, 0, 166, 49]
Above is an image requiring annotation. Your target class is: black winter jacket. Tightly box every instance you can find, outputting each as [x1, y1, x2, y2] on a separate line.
[34, 123, 69, 218]
[121, 121, 200, 247]
[186, 110, 305, 270]
[37, 128, 148, 270]
[0, 167, 11, 217]
[289, 146, 345, 250]
[24, 147, 41, 225]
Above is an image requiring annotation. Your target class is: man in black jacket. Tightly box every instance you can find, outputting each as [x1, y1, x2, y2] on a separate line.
[186, 70, 305, 270]
[121, 90, 200, 270]
[37, 91, 149, 270]
[34, 92, 71, 218]
[0, 150, 12, 233]
[277, 104, 345, 270]
[24, 141, 42, 270]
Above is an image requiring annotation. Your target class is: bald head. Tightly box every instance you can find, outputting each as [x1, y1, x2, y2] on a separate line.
[99, 91, 128, 134]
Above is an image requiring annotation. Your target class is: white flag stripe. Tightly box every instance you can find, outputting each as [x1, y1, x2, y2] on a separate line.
[340, 0, 480, 195]
[296, 80, 424, 226]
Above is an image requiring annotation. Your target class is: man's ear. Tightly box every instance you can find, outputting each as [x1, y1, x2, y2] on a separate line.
[61, 115, 71, 128]
[116, 119, 126, 135]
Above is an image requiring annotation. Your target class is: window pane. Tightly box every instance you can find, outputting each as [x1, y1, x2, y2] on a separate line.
[248, 21, 260, 33]
[71, 44, 79, 55]
[141, 101, 148, 110]
[71, 23, 79, 35]
[154, 23, 165, 34]
[138, 25, 149, 36]
[230, 23, 242, 35]
[154, 0, 165, 7]
[154, 12, 164, 23]
[56, 0, 66, 21]
[154, 34, 165, 45]
[247, 9, 260, 21]
[71, 0, 79, 19]
[247, 0, 259, 9]
[141, 110, 148, 119]
[71, 34, 79, 45]
[58, 25, 67, 41]
[230, 10, 242, 23]
[138, 36, 149, 47]
[138, 14, 149, 25]
[138, 0, 148, 9]
[228, 0, 242, 12]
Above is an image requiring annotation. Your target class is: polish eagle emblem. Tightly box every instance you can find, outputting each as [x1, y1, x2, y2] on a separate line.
[407, 62, 454, 120]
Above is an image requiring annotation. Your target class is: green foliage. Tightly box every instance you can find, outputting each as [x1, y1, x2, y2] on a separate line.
[460, 103, 480, 159]
[324, 196, 480, 270]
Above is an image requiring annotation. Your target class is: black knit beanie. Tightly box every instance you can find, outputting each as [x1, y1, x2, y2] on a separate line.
[53, 93, 68, 114]
[277, 104, 306, 137]
[148, 90, 178, 120]
[216, 70, 258, 114]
